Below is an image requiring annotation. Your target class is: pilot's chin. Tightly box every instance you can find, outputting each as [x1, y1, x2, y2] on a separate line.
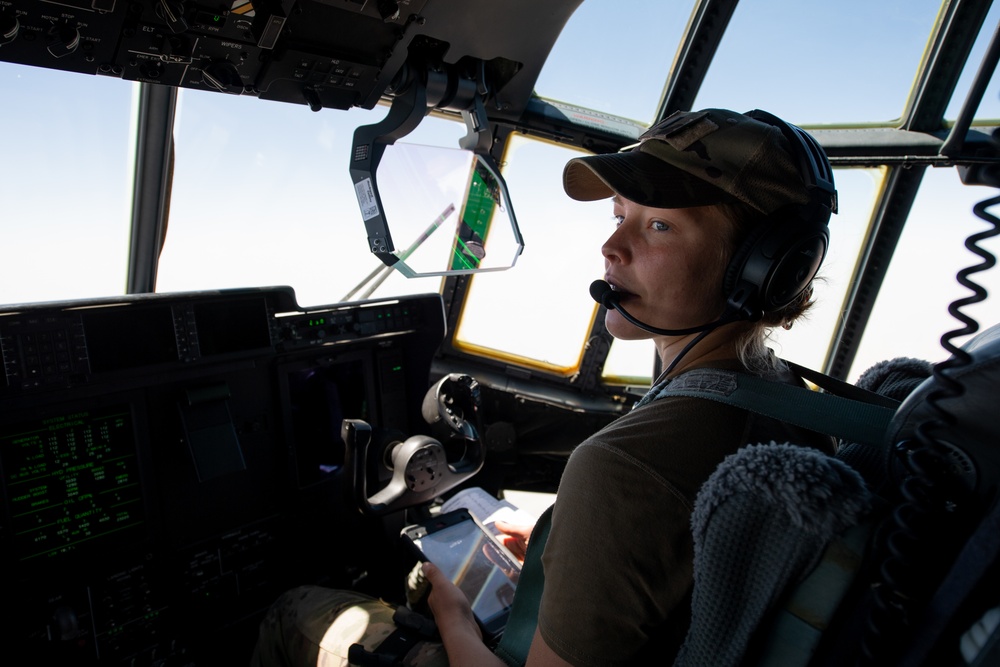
[604, 310, 654, 341]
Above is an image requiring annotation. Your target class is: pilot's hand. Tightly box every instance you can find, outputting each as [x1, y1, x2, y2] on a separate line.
[480, 541, 519, 582]
[494, 520, 534, 563]
[422, 562, 482, 642]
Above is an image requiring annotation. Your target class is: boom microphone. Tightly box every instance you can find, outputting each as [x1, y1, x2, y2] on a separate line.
[589, 280, 737, 336]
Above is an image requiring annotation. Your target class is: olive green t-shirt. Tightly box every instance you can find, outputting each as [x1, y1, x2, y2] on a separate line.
[536, 366, 836, 666]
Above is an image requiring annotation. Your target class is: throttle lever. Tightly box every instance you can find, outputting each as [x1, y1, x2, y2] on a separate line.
[342, 418, 373, 514]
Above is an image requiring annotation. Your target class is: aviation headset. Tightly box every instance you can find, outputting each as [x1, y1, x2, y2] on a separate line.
[720, 109, 838, 322]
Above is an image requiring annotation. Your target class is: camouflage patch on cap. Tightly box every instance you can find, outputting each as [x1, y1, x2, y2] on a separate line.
[563, 108, 818, 216]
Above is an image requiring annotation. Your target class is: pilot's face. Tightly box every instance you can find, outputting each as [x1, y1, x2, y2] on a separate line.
[601, 195, 732, 341]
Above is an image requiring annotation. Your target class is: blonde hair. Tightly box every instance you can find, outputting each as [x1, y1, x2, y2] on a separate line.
[716, 200, 818, 374]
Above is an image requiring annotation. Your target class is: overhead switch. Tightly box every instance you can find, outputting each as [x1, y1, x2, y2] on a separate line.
[376, 0, 400, 22]
[157, 0, 189, 33]
[47, 23, 81, 58]
[0, 13, 18, 46]
[251, 9, 285, 50]
[202, 59, 244, 94]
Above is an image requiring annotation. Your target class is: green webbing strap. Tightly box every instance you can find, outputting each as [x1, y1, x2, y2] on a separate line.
[494, 504, 554, 667]
[751, 518, 876, 667]
[663, 372, 899, 447]
[783, 360, 901, 410]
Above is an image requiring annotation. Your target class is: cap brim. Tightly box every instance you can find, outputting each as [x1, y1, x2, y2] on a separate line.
[563, 150, 732, 208]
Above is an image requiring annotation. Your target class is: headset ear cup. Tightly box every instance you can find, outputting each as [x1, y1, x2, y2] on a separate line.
[723, 219, 829, 316]
[723, 224, 766, 300]
[723, 223, 771, 318]
[762, 227, 828, 312]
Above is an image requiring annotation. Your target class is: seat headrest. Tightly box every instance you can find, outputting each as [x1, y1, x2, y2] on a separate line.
[885, 322, 1000, 504]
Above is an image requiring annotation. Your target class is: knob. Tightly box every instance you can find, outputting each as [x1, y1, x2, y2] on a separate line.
[156, 0, 189, 33]
[47, 23, 80, 58]
[303, 87, 322, 112]
[0, 13, 19, 46]
[201, 59, 243, 94]
[376, 0, 400, 22]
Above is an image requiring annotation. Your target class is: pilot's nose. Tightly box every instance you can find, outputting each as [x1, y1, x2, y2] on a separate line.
[602, 220, 632, 265]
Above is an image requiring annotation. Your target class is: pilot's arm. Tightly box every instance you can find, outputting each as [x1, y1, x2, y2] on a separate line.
[422, 563, 572, 667]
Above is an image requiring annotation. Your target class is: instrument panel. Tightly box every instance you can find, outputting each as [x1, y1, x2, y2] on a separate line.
[0, 286, 446, 664]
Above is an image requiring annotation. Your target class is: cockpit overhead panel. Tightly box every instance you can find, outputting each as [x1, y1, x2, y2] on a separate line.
[0, 0, 581, 116]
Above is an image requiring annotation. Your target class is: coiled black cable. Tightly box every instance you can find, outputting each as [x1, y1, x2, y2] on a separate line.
[860, 191, 1000, 665]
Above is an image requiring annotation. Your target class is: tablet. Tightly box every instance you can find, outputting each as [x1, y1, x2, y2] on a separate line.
[402, 508, 521, 639]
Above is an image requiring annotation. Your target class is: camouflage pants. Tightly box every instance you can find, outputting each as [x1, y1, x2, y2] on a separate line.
[251, 586, 448, 667]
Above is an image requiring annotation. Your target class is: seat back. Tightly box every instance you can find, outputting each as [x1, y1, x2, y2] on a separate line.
[848, 323, 1000, 666]
[676, 322, 1000, 667]
[672, 443, 872, 667]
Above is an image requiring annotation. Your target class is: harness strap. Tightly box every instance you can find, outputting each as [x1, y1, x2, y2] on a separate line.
[750, 517, 876, 666]
[494, 505, 554, 667]
[784, 360, 901, 409]
[654, 370, 898, 447]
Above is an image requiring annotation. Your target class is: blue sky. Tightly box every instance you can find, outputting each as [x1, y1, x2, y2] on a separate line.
[1, 1, 998, 380]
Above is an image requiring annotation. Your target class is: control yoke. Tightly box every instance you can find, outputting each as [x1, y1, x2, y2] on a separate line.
[343, 373, 485, 516]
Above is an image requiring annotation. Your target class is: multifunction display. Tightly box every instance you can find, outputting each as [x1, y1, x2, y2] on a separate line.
[2, 405, 144, 562]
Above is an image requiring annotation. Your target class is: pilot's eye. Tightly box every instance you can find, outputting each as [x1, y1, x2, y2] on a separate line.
[652, 220, 670, 232]
[613, 215, 624, 227]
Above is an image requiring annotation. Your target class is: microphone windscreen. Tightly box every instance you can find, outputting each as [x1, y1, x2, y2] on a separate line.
[589, 280, 619, 309]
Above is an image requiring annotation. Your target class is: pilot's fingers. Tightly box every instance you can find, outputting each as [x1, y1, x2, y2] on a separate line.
[423, 562, 473, 601]
[421, 561, 449, 587]
[422, 562, 480, 639]
[494, 520, 534, 541]
[481, 542, 519, 576]
[494, 521, 533, 561]
[497, 534, 527, 563]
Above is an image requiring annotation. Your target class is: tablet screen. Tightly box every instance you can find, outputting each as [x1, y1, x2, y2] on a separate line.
[411, 516, 520, 629]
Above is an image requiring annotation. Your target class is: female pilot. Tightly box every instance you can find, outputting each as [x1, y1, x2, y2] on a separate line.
[253, 107, 838, 667]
